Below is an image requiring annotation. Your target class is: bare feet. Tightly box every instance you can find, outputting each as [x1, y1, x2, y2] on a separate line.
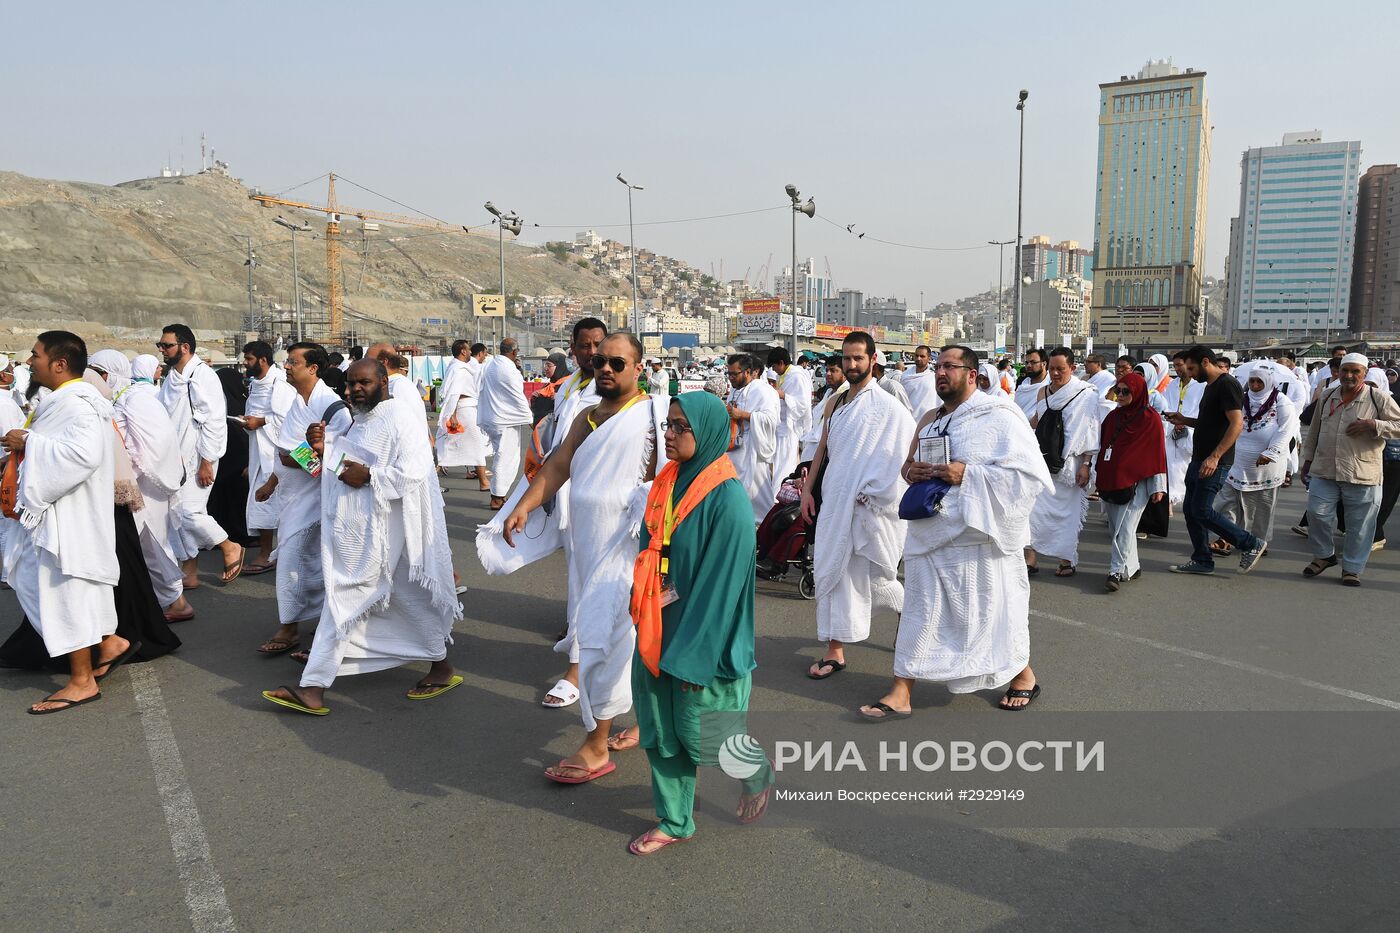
[607, 724, 641, 751]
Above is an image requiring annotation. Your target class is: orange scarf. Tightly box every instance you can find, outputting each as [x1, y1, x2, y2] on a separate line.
[630, 454, 738, 676]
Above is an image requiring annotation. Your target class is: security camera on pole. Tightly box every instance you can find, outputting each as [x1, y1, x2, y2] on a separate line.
[785, 183, 815, 358]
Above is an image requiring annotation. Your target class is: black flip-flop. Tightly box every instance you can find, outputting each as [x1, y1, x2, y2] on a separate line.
[93, 640, 142, 683]
[999, 683, 1041, 711]
[858, 701, 912, 722]
[808, 658, 846, 680]
[1026, 564, 1040, 575]
[256, 638, 300, 656]
[28, 692, 102, 715]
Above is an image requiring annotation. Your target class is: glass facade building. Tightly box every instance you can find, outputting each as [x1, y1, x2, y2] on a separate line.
[1090, 61, 1211, 341]
[1225, 134, 1361, 337]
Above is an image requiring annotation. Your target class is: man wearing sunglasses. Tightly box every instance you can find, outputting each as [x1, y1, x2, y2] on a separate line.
[490, 333, 665, 784]
[476, 337, 534, 510]
[725, 353, 781, 522]
[155, 323, 244, 586]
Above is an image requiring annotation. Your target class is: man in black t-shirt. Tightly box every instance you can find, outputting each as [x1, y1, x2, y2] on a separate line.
[1166, 345, 1265, 575]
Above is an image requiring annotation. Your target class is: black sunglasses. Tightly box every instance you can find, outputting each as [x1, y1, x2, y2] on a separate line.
[155, 341, 179, 350]
[589, 355, 629, 372]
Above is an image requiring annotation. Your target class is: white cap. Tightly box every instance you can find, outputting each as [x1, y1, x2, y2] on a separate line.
[646, 357, 659, 364]
[1341, 352, 1370, 370]
[874, 350, 888, 367]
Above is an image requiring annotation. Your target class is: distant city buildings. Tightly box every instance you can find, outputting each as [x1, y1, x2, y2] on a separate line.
[773, 259, 831, 317]
[1350, 164, 1400, 335]
[1022, 278, 1092, 344]
[1224, 132, 1361, 339]
[1090, 60, 1211, 343]
[820, 289, 863, 327]
[1020, 236, 1093, 283]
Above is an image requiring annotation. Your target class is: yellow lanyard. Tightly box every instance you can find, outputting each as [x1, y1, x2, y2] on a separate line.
[660, 492, 678, 577]
[1178, 379, 1189, 404]
[586, 391, 644, 430]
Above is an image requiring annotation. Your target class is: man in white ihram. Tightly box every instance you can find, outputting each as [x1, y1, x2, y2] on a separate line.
[156, 323, 244, 585]
[477, 337, 533, 511]
[253, 342, 353, 657]
[1023, 346, 1101, 577]
[859, 346, 1051, 719]
[2, 332, 132, 715]
[262, 359, 461, 715]
[900, 345, 939, 421]
[240, 340, 296, 575]
[485, 333, 664, 783]
[725, 353, 780, 522]
[767, 346, 813, 487]
[435, 339, 490, 488]
[1162, 350, 1206, 507]
[799, 331, 914, 680]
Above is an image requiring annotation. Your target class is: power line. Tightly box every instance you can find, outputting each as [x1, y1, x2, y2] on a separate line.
[270, 172, 330, 197]
[817, 214, 996, 252]
[334, 174, 459, 228]
[530, 205, 788, 230]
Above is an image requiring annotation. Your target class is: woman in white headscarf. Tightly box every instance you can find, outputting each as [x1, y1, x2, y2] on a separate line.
[1133, 362, 1169, 415]
[131, 354, 162, 384]
[1213, 362, 1297, 556]
[976, 362, 1007, 397]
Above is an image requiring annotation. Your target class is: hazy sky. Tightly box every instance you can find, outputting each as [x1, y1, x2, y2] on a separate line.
[5, 0, 1397, 306]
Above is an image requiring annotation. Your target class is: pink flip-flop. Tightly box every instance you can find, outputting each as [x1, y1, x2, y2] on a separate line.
[628, 828, 690, 856]
[544, 759, 617, 785]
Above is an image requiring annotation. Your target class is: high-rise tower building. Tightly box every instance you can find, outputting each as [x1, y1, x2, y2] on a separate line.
[1224, 132, 1361, 338]
[1090, 60, 1211, 342]
[1350, 164, 1400, 335]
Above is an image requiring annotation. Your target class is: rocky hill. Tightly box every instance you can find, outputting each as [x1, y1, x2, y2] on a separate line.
[0, 169, 618, 345]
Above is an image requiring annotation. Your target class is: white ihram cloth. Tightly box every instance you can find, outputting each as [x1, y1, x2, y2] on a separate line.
[900, 367, 939, 420]
[563, 397, 664, 731]
[1086, 369, 1117, 397]
[1226, 365, 1298, 493]
[546, 373, 601, 664]
[773, 366, 813, 486]
[477, 355, 532, 498]
[273, 382, 352, 625]
[113, 381, 186, 608]
[157, 355, 228, 558]
[1026, 378, 1100, 565]
[897, 393, 1052, 689]
[799, 386, 841, 462]
[879, 373, 913, 413]
[389, 373, 422, 412]
[244, 366, 296, 531]
[301, 398, 460, 689]
[815, 381, 914, 643]
[0, 391, 25, 556]
[1014, 374, 1050, 420]
[435, 359, 488, 466]
[731, 379, 780, 522]
[1162, 375, 1205, 505]
[2, 381, 119, 657]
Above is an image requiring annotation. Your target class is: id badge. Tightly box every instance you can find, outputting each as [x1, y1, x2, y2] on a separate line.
[1103, 448, 1112, 462]
[659, 575, 680, 607]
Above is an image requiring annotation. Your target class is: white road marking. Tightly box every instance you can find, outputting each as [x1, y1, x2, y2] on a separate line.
[1031, 608, 1400, 711]
[130, 665, 238, 932]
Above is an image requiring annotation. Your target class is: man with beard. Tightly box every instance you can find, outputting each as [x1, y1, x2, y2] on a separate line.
[799, 332, 914, 680]
[253, 343, 353, 656]
[1161, 350, 1205, 507]
[540, 317, 607, 712]
[1083, 353, 1116, 398]
[1013, 347, 1050, 419]
[859, 346, 1051, 718]
[485, 333, 666, 783]
[1024, 347, 1101, 576]
[156, 324, 243, 585]
[800, 356, 846, 462]
[262, 359, 461, 715]
[725, 353, 781, 522]
[240, 341, 296, 574]
[900, 345, 938, 421]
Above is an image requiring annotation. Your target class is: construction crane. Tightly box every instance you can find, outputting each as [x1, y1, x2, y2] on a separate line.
[249, 172, 475, 340]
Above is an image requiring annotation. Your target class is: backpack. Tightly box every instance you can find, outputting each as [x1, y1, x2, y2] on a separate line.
[1034, 386, 1088, 474]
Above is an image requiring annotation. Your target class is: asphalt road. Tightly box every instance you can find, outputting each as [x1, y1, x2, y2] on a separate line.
[2, 476, 1398, 933]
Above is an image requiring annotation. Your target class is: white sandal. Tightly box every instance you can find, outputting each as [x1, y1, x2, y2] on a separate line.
[542, 679, 579, 708]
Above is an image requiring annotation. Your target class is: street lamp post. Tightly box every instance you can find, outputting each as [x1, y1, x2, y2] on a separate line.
[988, 238, 1013, 328]
[1014, 89, 1028, 357]
[785, 184, 816, 358]
[237, 234, 257, 335]
[273, 217, 310, 341]
[484, 202, 523, 349]
[617, 175, 644, 333]
[1322, 266, 1337, 349]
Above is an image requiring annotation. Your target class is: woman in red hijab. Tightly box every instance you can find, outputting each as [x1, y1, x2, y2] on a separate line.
[1095, 371, 1167, 592]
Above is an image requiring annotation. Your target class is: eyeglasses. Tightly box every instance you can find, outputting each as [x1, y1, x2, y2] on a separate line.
[935, 363, 972, 373]
[661, 420, 692, 435]
[1113, 385, 1133, 396]
[155, 341, 178, 350]
[589, 355, 629, 372]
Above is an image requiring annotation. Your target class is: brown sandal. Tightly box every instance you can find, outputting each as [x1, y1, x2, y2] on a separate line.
[1303, 556, 1338, 576]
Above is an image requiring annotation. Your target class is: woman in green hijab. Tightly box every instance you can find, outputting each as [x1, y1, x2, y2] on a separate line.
[628, 391, 773, 856]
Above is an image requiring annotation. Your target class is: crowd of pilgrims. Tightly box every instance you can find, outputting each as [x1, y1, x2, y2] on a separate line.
[4, 319, 1397, 856]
